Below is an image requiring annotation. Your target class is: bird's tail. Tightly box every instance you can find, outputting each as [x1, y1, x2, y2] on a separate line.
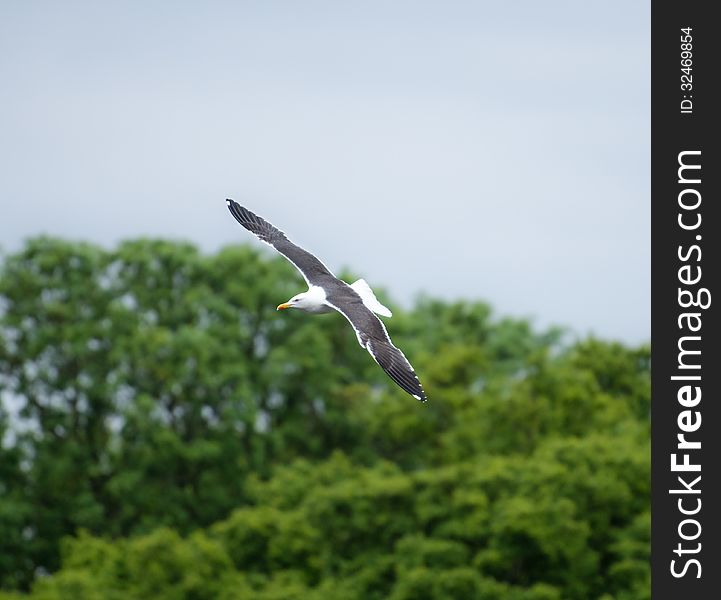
[350, 279, 392, 318]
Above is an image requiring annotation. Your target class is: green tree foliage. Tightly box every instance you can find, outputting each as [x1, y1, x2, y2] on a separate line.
[0, 238, 649, 598]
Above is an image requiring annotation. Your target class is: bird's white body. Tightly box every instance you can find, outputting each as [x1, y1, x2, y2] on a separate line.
[283, 279, 392, 317]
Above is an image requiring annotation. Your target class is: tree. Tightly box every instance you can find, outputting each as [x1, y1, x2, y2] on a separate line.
[0, 237, 649, 597]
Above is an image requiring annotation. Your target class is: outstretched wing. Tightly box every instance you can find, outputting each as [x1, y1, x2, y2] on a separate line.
[325, 288, 428, 402]
[226, 199, 335, 286]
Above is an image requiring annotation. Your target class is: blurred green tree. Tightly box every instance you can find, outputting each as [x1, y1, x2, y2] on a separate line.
[0, 238, 649, 598]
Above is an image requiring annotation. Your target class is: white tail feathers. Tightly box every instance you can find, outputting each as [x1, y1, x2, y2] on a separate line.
[350, 279, 392, 318]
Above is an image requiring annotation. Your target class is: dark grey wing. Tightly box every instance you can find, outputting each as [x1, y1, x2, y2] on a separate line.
[226, 199, 335, 286]
[325, 290, 428, 402]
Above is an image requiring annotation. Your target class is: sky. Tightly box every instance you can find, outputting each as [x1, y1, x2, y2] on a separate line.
[0, 1, 649, 344]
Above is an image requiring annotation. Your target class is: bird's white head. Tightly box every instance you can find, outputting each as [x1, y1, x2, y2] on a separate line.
[276, 286, 327, 313]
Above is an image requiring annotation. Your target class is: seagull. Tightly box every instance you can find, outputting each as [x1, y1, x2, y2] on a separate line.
[226, 199, 427, 402]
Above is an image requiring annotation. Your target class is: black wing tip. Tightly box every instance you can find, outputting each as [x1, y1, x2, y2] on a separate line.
[409, 379, 428, 403]
[389, 365, 428, 403]
[225, 200, 286, 244]
[225, 199, 252, 222]
[411, 387, 428, 403]
[368, 339, 428, 403]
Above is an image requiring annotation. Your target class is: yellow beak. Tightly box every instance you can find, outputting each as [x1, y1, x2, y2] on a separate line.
[277, 303, 291, 311]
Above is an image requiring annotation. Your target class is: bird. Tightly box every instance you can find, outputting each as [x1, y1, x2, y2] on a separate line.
[225, 199, 427, 402]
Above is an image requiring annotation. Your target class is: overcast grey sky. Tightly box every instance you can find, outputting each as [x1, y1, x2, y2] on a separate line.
[0, 1, 649, 344]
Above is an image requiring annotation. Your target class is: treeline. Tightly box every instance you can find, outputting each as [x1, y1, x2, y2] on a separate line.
[0, 238, 649, 599]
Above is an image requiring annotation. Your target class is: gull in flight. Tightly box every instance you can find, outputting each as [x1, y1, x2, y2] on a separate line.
[226, 199, 427, 402]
